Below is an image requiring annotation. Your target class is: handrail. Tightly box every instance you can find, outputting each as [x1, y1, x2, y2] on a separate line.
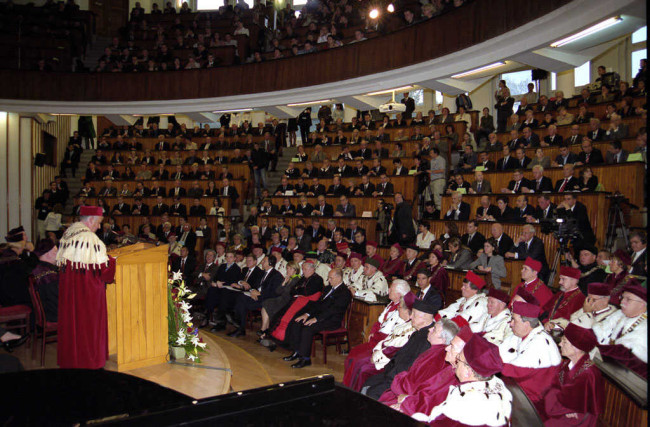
[0, 0, 570, 103]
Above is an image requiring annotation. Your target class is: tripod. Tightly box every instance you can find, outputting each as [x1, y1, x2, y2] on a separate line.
[604, 198, 630, 251]
[547, 238, 573, 289]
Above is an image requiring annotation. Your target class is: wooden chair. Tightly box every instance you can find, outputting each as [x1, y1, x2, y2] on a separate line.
[27, 276, 58, 366]
[0, 303, 31, 340]
[311, 305, 353, 364]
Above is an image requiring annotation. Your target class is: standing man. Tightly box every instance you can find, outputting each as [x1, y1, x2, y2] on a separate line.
[56, 206, 116, 369]
[401, 92, 415, 119]
[390, 193, 415, 246]
[428, 148, 446, 215]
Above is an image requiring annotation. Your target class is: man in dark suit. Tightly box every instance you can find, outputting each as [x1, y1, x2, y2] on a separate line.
[344, 220, 365, 243]
[306, 219, 326, 242]
[111, 197, 131, 216]
[523, 165, 553, 193]
[282, 267, 352, 368]
[220, 178, 239, 203]
[150, 181, 167, 197]
[189, 198, 207, 216]
[354, 175, 375, 196]
[553, 145, 578, 167]
[154, 136, 170, 151]
[152, 196, 169, 215]
[520, 126, 541, 148]
[131, 198, 150, 216]
[605, 139, 629, 164]
[274, 176, 294, 195]
[308, 177, 326, 196]
[414, 270, 444, 309]
[505, 224, 549, 281]
[476, 196, 499, 220]
[443, 191, 470, 221]
[587, 118, 606, 141]
[401, 92, 416, 118]
[196, 217, 212, 247]
[629, 232, 647, 277]
[353, 159, 370, 176]
[355, 142, 373, 160]
[576, 139, 604, 166]
[170, 197, 187, 217]
[391, 193, 416, 245]
[476, 151, 495, 171]
[178, 223, 197, 254]
[312, 195, 334, 217]
[97, 181, 117, 197]
[512, 195, 535, 223]
[326, 176, 347, 197]
[503, 169, 531, 194]
[392, 158, 409, 176]
[490, 223, 514, 257]
[170, 246, 197, 288]
[554, 164, 581, 192]
[373, 174, 394, 197]
[294, 225, 312, 252]
[335, 195, 356, 217]
[565, 124, 584, 146]
[513, 148, 531, 169]
[460, 220, 486, 254]
[496, 146, 518, 171]
[543, 125, 564, 147]
[528, 195, 556, 222]
[169, 180, 187, 198]
[97, 222, 117, 246]
[230, 256, 284, 337]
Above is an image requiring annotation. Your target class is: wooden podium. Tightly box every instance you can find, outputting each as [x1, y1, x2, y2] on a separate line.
[106, 243, 169, 372]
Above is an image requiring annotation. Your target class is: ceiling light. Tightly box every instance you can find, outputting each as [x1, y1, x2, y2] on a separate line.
[212, 108, 253, 113]
[287, 99, 332, 107]
[369, 9, 379, 19]
[386, 4, 394, 13]
[451, 62, 506, 79]
[366, 85, 414, 96]
[550, 16, 622, 48]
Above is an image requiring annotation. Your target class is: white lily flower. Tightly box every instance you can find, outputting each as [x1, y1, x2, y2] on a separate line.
[172, 271, 184, 282]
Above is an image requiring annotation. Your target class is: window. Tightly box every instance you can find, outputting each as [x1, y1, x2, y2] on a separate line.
[501, 70, 533, 96]
[412, 89, 424, 106]
[574, 61, 590, 87]
[550, 72, 556, 91]
[631, 49, 647, 79]
[197, 0, 222, 10]
[293, 0, 308, 6]
[632, 26, 647, 44]
[435, 91, 443, 107]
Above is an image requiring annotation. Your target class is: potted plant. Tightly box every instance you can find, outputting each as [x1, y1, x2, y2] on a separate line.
[168, 271, 207, 362]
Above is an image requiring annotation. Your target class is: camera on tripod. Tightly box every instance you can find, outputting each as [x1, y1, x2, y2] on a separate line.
[539, 216, 582, 243]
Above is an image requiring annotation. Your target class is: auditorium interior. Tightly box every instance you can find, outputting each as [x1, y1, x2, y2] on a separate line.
[0, 0, 647, 425]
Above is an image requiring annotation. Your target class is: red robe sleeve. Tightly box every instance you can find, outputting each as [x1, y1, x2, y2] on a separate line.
[543, 364, 604, 420]
[100, 256, 117, 284]
[598, 344, 648, 377]
[502, 363, 560, 402]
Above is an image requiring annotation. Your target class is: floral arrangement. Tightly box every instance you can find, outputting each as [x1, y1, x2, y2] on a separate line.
[168, 271, 207, 362]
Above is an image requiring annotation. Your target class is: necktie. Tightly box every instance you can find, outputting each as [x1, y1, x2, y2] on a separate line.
[502, 158, 507, 170]
[536, 180, 541, 191]
[571, 136, 576, 144]
[514, 181, 520, 192]
[615, 154, 619, 164]
[181, 259, 185, 270]
[477, 182, 482, 192]
[559, 178, 567, 192]
[467, 234, 472, 245]
[586, 153, 590, 163]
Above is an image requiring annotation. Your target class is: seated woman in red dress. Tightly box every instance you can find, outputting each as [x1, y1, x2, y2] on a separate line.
[380, 244, 406, 280]
[343, 279, 414, 388]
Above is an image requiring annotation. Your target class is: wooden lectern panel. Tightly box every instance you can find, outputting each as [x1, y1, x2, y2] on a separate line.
[107, 243, 169, 372]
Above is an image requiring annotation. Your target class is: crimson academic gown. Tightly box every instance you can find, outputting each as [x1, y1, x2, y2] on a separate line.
[510, 277, 554, 308]
[379, 344, 457, 416]
[542, 355, 604, 426]
[543, 288, 586, 325]
[57, 257, 116, 369]
[343, 302, 399, 387]
[380, 258, 405, 278]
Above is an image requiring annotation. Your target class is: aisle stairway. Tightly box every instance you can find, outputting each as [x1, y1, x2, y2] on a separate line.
[63, 149, 94, 214]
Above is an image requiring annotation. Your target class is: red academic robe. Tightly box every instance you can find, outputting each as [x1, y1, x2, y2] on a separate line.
[271, 292, 322, 342]
[543, 288, 586, 325]
[542, 355, 604, 426]
[429, 265, 449, 304]
[380, 258, 405, 278]
[343, 302, 399, 387]
[57, 257, 116, 369]
[380, 344, 457, 416]
[502, 362, 561, 403]
[510, 278, 554, 308]
[606, 272, 638, 306]
[364, 254, 385, 270]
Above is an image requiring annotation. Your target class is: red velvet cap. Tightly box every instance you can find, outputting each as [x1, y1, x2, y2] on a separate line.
[270, 246, 283, 254]
[403, 292, 416, 310]
[613, 249, 632, 266]
[622, 283, 647, 302]
[391, 243, 404, 256]
[559, 266, 581, 280]
[430, 249, 444, 262]
[523, 257, 542, 273]
[456, 325, 473, 343]
[251, 244, 264, 250]
[488, 288, 510, 305]
[512, 301, 541, 318]
[587, 282, 610, 297]
[451, 315, 469, 330]
[515, 287, 540, 306]
[464, 271, 486, 289]
[336, 242, 349, 251]
[366, 240, 378, 248]
[564, 322, 598, 353]
[293, 249, 306, 256]
[79, 206, 104, 217]
[349, 252, 363, 261]
[303, 259, 315, 265]
[463, 335, 503, 377]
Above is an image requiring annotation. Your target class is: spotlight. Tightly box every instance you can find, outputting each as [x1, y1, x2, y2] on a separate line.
[369, 8, 379, 19]
[386, 3, 394, 12]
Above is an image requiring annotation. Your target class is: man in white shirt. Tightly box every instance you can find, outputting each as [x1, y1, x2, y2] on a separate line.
[437, 271, 488, 332]
[478, 288, 512, 344]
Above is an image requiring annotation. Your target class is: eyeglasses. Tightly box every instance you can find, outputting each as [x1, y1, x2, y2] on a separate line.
[455, 354, 471, 368]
